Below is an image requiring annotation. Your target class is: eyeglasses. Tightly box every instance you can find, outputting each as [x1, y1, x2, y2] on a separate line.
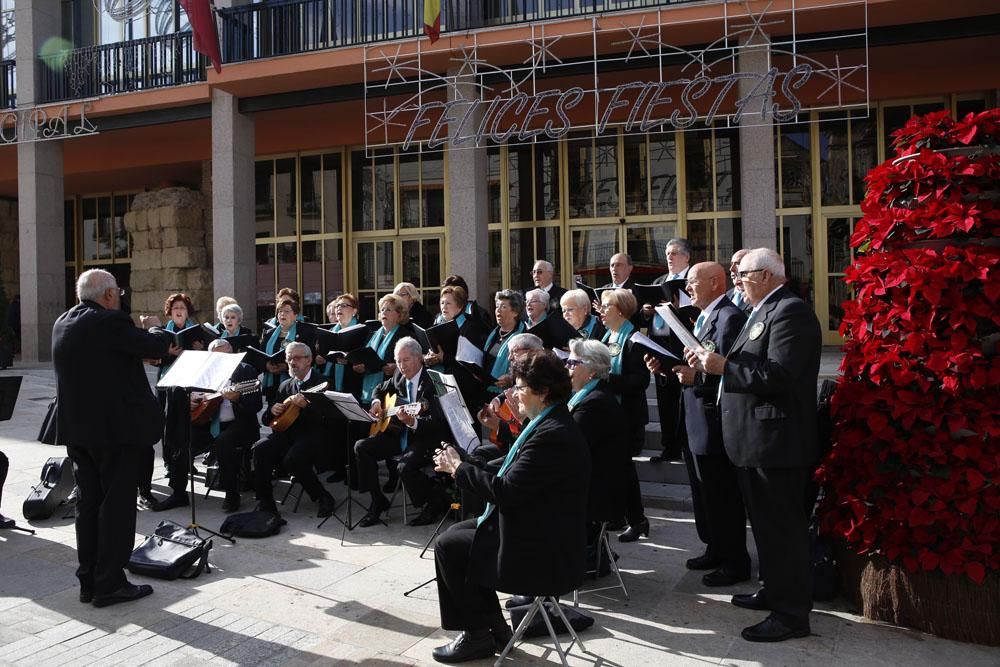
[564, 358, 585, 369]
[513, 383, 530, 394]
[596, 304, 614, 313]
[286, 354, 308, 361]
[111, 288, 125, 296]
[531, 269, 549, 274]
[738, 269, 766, 279]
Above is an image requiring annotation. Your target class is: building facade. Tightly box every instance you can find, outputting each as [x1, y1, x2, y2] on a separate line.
[0, 0, 997, 360]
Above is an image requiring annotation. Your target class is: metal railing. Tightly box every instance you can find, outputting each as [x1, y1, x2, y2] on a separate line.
[37, 31, 206, 104]
[1, 60, 14, 108]
[219, 0, 696, 63]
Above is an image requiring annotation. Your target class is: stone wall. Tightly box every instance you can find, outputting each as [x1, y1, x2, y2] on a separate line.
[124, 187, 214, 320]
[0, 198, 18, 302]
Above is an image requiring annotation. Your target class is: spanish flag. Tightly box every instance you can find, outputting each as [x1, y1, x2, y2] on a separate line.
[424, 0, 441, 43]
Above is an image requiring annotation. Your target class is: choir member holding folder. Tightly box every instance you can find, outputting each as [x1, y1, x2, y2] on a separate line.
[479, 290, 527, 394]
[560, 289, 605, 340]
[200, 303, 255, 351]
[352, 294, 410, 406]
[257, 298, 316, 404]
[424, 285, 489, 410]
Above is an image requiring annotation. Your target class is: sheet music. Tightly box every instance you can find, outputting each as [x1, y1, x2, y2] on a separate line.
[156, 350, 245, 392]
[456, 336, 484, 366]
[654, 305, 704, 352]
[630, 331, 680, 361]
[552, 347, 569, 360]
[324, 391, 376, 422]
[427, 369, 475, 429]
[437, 389, 480, 453]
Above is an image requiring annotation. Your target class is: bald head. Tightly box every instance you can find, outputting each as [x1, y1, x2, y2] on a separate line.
[686, 262, 728, 310]
[609, 253, 633, 286]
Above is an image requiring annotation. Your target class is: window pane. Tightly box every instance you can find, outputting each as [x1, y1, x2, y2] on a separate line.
[255, 244, 276, 330]
[956, 98, 986, 117]
[778, 123, 811, 208]
[688, 219, 714, 265]
[376, 241, 394, 291]
[851, 113, 876, 205]
[534, 143, 560, 220]
[64, 199, 75, 262]
[149, 0, 174, 36]
[488, 149, 501, 225]
[779, 215, 813, 308]
[685, 129, 713, 213]
[323, 238, 344, 302]
[623, 135, 648, 216]
[594, 135, 619, 217]
[827, 218, 853, 274]
[422, 153, 445, 227]
[399, 152, 420, 229]
[301, 239, 323, 322]
[509, 228, 537, 293]
[571, 228, 617, 288]
[649, 132, 678, 214]
[357, 243, 375, 290]
[626, 224, 676, 284]
[374, 153, 395, 230]
[567, 134, 593, 218]
[255, 160, 274, 238]
[300, 155, 322, 235]
[421, 238, 440, 289]
[508, 145, 532, 222]
[715, 128, 740, 210]
[402, 239, 420, 284]
[97, 197, 112, 260]
[322, 153, 342, 233]
[113, 194, 130, 259]
[351, 150, 373, 231]
[882, 105, 911, 157]
[488, 230, 502, 297]
[276, 241, 297, 293]
[829, 276, 850, 333]
[820, 118, 850, 206]
[274, 158, 297, 237]
[82, 198, 98, 261]
[717, 217, 742, 265]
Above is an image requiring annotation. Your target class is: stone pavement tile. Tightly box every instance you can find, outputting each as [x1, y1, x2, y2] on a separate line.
[201, 578, 349, 636]
[326, 603, 439, 654]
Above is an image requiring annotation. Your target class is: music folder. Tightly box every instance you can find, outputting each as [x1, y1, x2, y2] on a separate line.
[156, 350, 246, 392]
[654, 304, 704, 352]
[347, 346, 386, 373]
[323, 391, 376, 423]
[155, 324, 205, 349]
[243, 346, 286, 373]
[457, 360, 498, 387]
[425, 319, 461, 358]
[313, 323, 370, 360]
[632, 283, 672, 308]
[527, 314, 578, 350]
[574, 281, 598, 305]
[0, 375, 23, 422]
[629, 331, 681, 364]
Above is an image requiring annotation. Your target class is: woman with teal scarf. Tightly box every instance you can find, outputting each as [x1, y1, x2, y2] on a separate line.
[352, 293, 408, 406]
[318, 293, 361, 394]
[481, 289, 527, 394]
[523, 289, 549, 328]
[598, 288, 651, 543]
[424, 285, 488, 410]
[559, 289, 606, 340]
[260, 298, 315, 403]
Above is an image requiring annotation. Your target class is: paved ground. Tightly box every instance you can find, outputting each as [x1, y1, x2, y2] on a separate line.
[1, 364, 998, 666]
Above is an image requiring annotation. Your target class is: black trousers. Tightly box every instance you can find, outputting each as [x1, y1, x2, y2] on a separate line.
[623, 423, 647, 526]
[190, 420, 258, 496]
[435, 518, 503, 632]
[0, 449, 7, 505]
[252, 428, 327, 504]
[354, 430, 436, 508]
[737, 466, 811, 625]
[67, 444, 142, 596]
[654, 374, 682, 454]
[696, 452, 750, 573]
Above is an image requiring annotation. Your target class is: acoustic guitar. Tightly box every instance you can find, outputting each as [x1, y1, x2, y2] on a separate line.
[486, 389, 522, 447]
[190, 379, 261, 425]
[368, 392, 429, 437]
[269, 382, 329, 432]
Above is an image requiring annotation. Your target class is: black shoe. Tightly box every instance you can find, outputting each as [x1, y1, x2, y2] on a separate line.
[702, 568, 751, 587]
[408, 502, 445, 527]
[431, 630, 496, 663]
[686, 552, 723, 570]
[151, 492, 189, 512]
[732, 590, 771, 611]
[92, 583, 153, 608]
[221, 493, 241, 513]
[382, 470, 399, 494]
[317, 493, 336, 518]
[137, 490, 156, 510]
[618, 518, 650, 543]
[504, 594, 534, 609]
[79, 588, 93, 604]
[326, 470, 345, 484]
[358, 497, 389, 528]
[0, 514, 15, 529]
[491, 622, 513, 652]
[741, 615, 810, 642]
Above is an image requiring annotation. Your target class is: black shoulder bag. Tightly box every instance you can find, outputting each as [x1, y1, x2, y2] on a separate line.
[128, 520, 212, 580]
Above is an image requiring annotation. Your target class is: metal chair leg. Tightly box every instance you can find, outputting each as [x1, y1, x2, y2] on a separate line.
[549, 595, 586, 654]
[538, 598, 569, 667]
[494, 597, 542, 666]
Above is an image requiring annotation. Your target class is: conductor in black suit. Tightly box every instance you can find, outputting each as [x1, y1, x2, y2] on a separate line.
[52, 269, 175, 607]
[686, 248, 822, 642]
[430, 350, 590, 663]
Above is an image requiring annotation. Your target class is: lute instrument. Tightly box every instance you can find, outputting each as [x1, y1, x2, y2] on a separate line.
[190, 379, 261, 425]
[269, 382, 329, 432]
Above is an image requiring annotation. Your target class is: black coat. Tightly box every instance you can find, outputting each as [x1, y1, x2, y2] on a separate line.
[458, 404, 590, 596]
[682, 298, 745, 456]
[224, 361, 264, 430]
[720, 286, 822, 468]
[408, 301, 435, 329]
[52, 301, 169, 449]
[570, 383, 628, 522]
[604, 334, 651, 430]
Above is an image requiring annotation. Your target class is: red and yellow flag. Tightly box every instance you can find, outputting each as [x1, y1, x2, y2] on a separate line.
[424, 0, 441, 43]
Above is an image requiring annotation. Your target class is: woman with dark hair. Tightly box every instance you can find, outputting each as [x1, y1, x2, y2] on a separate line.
[438, 274, 491, 328]
[425, 285, 488, 409]
[481, 290, 527, 394]
[260, 298, 316, 404]
[599, 288, 652, 542]
[430, 350, 590, 663]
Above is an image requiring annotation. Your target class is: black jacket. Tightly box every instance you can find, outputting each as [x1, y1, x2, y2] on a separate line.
[570, 383, 628, 522]
[52, 301, 169, 449]
[263, 371, 329, 432]
[372, 367, 443, 450]
[604, 334, 651, 431]
[223, 361, 264, 429]
[408, 301, 435, 329]
[457, 404, 590, 596]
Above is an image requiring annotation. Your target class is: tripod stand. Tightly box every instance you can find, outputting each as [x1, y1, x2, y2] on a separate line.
[318, 395, 374, 538]
[403, 499, 463, 598]
[183, 387, 234, 545]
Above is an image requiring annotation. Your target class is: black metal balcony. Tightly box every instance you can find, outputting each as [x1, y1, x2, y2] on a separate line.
[1, 60, 14, 108]
[220, 0, 696, 64]
[37, 31, 206, 104]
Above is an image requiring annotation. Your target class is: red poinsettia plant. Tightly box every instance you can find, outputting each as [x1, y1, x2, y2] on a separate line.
[816, 109, 1000, 584]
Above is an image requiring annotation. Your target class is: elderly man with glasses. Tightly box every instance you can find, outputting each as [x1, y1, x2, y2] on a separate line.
[529, 260, 566, 317]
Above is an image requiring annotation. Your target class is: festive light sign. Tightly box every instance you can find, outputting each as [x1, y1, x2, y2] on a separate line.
[0, 102, 98, 144]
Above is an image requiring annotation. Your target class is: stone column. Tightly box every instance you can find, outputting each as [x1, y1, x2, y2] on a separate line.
[737, 38, 777, 251]
[0, 199, 19, 301]
[15, 0, 64, 362]
[211, 89, 256, 325]
[446, 73, 489, 305]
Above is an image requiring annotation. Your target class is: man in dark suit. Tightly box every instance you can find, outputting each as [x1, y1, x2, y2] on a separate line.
[354, 336, 446, 527]
[600, 253, 644, 330]
[52, 269, 174, 607]
[649, 263, 750, 585]
[186, 338, 262, 513]
[686, 248, 821, 642]
[430, 350, 590, 663]
[726, 248, 752, 314]
[529, 260, 566, 318]
[252, 341, 336, 517]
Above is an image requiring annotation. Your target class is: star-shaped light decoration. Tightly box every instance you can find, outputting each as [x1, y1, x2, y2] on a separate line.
[728, 1, 784, 47]
[451, 45, 481, 79]
[370, 44, 422, 89]
[366, 98, 409, 142]
[522, 30, 563, 74]
[813, 55, 865, 106]
[611, 16, 660, 63]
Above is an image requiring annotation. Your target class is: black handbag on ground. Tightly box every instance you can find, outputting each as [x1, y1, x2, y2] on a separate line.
[508, 600, 595, 638]
[128, 520, 212, 580]
[22, 456, 75, 520]
[37, 398, 58, 445]
[219, 510, 286, 538]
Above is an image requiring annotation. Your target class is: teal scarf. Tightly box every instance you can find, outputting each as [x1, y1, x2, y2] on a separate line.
[580, 315, 598, 339]
[567, 378, 600, 411]
[602, 320, 635, 377]
[324, 316, 358, 391]
[477, 403, 558, 526]
[263, 322, 296, 389]
[361, 325, 399, 403]
[483, 321, 526, 392]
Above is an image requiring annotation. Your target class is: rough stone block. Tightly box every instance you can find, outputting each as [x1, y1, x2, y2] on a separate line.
[132, 249, 164, 271]
[162, 227, 205, 248]
[162, 247, 207, 269]
[124, 210, 145, 233]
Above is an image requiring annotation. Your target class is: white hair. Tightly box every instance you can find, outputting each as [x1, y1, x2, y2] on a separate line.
[208, 339, 232, 352]
[76, 269, 117, 302]
[742, 248, 786, 280]
[525, 289, 550, 308]
[220, 303, 243, 320]
[533, 260, 553, 272]
[508, 333, 543, 353]
[560, 289, 591, 310]
[284, 341, 312, 360]
[394, 336, 423, 359]
[569, 339, 611, 380]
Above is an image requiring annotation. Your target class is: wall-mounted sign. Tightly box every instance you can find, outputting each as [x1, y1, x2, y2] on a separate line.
[0, 102, 99, 144]
[364, 0, 869, 152]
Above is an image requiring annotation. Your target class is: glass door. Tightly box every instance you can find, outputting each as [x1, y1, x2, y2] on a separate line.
[821, 215, 862, 344]
[353, 235, 444, 321]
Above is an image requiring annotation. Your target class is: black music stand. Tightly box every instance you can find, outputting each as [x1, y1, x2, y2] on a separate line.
[157, 351, 244, 545]
[318, 391, 375, 539]
[0, 376, 33, 534]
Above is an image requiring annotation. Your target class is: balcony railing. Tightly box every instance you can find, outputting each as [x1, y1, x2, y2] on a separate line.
[220, 0, 695, 64]
[37, 31, 206, 104]
[1, 60, 14, 108]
